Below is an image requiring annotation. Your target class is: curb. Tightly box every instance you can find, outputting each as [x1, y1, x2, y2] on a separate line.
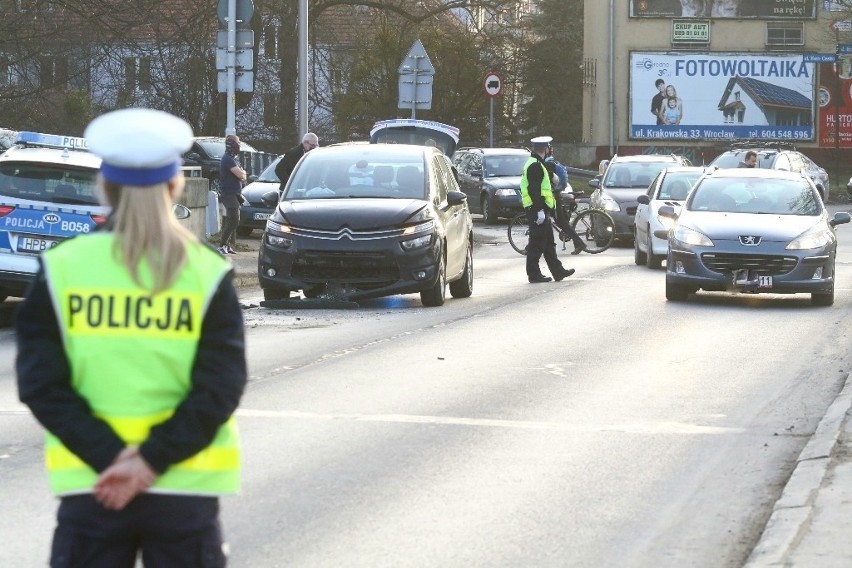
[743, 374, 852, 567]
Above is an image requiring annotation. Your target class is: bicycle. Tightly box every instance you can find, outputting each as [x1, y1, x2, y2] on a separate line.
[507, 192, 615, 255]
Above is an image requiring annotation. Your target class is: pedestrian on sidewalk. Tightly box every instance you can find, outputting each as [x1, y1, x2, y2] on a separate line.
[521, 135, 575, 283]
[16, 108, 247, 567]
[218, 134, 247, 254]
[275, 132, 319, 190]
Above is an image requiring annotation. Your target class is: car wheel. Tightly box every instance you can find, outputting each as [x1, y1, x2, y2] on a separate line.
[209, 176, 221, 194]
[449, 246, 473, 298]
[481, 196, 498, 225]
[645, 230, 662, 269]
[811, 287, 834, 306]
[263, 288, 291, 301]
[421, 256, 446, 307]
[665, 279, 689, 301]
[236, 226, 253, 237]
[634, 228, 646, 265]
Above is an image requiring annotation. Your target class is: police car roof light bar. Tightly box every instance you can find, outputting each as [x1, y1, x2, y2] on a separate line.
[15, 131, 89, 151]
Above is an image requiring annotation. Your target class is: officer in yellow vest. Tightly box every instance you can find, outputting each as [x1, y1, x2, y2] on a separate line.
[520, 135, 575, 283]
[16, 108, 247, 567]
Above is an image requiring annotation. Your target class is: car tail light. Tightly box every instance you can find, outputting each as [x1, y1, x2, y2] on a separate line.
[90, 214, 108, 226]
[0, 205, 15, 217]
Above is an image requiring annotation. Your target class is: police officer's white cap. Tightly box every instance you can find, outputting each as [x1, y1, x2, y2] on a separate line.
[530, 135, 553, 147]
[84, 108, 194, 185]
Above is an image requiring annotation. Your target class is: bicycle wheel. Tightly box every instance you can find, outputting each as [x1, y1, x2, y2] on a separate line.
[571, 208, 615, 254]
[507, 213, 530, 255]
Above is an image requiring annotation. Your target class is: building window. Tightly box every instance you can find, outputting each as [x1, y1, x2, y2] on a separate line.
[263, 93, 280, 126]
[766, 23, 803, 47]
[39, 56, 68, 89]
[124, 57, 152, 91]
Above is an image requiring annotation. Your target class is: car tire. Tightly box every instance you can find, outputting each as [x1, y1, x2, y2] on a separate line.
[449, 246, 473, 299]
[665, 279, 689, 301]
[209, 176, 221, 194]
[421, 256, 446, 307]
[481, 196, 498, 225]
[634, 228, 646, 265]
[812, 287, 834, 306]
[646, 230, 662, 269]
[236, 226, 253, 237]
[263, 288, 291, 301]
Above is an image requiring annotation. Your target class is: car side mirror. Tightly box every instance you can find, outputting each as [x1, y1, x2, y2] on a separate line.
[831, 211, 851, 227]
[261, 190, 281, 207]
[588, 178, 600, 189]
[658, 205, 677, 220]
[637, 194, 650, 205]
[447, 190, 467, 206]
[172, 203, 191, 220]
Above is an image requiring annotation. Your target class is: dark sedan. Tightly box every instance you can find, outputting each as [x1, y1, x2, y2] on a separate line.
[237, 157, 281, 236]
[452, 147, 529, 224]
[661, 169, 850, 306]
[258, 144, 474, 306]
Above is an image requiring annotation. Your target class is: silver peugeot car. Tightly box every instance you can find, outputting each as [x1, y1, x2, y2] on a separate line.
[660, 168, 850, 306]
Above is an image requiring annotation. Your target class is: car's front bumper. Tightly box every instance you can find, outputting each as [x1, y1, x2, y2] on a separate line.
[258, 228, 443, 300]
[665, 240, 836, 294]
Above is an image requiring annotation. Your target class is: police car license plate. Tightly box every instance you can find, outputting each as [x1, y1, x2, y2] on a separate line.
[18, 236, 59, 253]
[254, 213, 271, 221]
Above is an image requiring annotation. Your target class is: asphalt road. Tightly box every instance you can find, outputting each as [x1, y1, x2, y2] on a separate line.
[2, 211, 852, 567]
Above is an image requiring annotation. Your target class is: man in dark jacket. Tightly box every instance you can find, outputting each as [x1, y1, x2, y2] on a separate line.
[275, 132, 319, 190]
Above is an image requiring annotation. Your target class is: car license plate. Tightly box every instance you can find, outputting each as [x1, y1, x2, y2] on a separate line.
[18, 236, 59, 253]
[758, 275, 772, 289]
[254, 212, 271, 221]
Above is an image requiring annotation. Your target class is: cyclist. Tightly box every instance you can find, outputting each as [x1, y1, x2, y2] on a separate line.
[545, 147, 587, 255]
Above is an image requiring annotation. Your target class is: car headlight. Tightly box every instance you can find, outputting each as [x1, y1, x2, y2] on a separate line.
[672, 225, 714, 247]
[266, 220, 291, 234]
[400, 233, 433, 251]
[599, 194, 621, 212]
[787, 223, 833, 250]
[495, 188, 516, 198]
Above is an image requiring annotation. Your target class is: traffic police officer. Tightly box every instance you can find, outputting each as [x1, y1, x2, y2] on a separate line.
[520, 135, 575, 283]
[16, 108, 247, 567]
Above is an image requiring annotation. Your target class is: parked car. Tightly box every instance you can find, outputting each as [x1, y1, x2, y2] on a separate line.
[257, 143, 474, 306]
[660, 168, 850, 306]
[369, 119, 460, 157]
[237, 156, 281, 236]
[588, 153, 690, 241]
[182, 136, 261, 194]
[452, 147, 530, 224]
[709, 143, 830, 202]
[0, 131, 109, 302]
[634, 166, 708, 268]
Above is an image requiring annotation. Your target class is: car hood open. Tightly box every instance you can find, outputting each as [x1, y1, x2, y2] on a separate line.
[682, 212, 821, 242]
[278, 199, 427, 231]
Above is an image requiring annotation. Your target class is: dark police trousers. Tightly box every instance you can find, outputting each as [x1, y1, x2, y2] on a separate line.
[51, 494, 226, 568]
[525, 207, 566, 278]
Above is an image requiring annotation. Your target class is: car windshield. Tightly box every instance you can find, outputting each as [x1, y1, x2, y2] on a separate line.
[285, 152, 426, 200]
[483, 155, 527, 177]
[0, 163, 100, 205]
[688, 177, 820, 215]
[658, 172, 702, 200]
[196, 139, 259, 158]
[711, 152, 774, 169]
[603, 161, 676, 188]
[256, 158, 281, 183]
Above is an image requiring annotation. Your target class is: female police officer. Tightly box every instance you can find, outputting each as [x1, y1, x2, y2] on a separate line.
[16, 108, 247, 567]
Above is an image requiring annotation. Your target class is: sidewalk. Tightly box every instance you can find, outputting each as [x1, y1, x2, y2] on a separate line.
[745, 376, 852, 567]
[225, 236, 261, 290]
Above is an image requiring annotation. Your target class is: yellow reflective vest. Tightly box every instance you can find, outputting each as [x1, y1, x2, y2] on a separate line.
[520, 156, 556, 209]
[40, 233, 240, 496]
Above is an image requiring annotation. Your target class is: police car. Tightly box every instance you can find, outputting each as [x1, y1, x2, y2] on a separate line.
[0, 131, 108, 302]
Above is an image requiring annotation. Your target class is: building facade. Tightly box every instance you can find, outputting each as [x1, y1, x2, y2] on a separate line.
[582, 1, 852, 166]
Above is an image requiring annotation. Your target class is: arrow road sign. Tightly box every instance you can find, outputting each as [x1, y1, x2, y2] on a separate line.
[398, 39, 435, 75]
[483, 72, 503, 97]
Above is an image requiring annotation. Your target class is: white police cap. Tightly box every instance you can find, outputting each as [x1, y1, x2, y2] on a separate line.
[530, 135, 553, 146]
[84, 108, 193, 185]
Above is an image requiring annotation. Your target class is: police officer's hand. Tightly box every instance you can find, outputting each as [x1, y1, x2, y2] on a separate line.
[536, 210, 546, 225]
[94, 446, 157, 511]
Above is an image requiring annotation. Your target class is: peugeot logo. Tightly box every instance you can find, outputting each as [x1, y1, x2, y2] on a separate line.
[739, 235, 761, 246]
[43, 213, 60, 224]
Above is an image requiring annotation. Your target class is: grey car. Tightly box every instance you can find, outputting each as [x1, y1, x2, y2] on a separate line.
[661, 169, 850, 306]
[588, 153, 690, 242]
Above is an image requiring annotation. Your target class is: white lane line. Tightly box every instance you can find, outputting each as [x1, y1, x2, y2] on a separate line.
[236, 408, 743, 435]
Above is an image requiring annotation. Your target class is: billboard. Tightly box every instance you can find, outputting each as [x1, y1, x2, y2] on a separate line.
[817, 59, 852, 147]
[630, 0, 816, 19]
[630, 52, 816, 141]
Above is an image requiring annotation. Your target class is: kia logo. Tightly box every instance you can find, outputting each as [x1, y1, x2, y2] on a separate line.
[43, 213, 60, 224]
[739, 235, 761, 246]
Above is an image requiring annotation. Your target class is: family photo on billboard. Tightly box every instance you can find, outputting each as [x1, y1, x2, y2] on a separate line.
[630, 52, 816, 141]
